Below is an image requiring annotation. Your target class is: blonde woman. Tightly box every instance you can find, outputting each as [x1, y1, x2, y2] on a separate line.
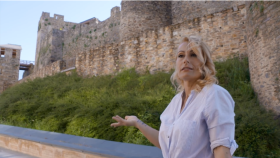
[111, 35, 238, 158]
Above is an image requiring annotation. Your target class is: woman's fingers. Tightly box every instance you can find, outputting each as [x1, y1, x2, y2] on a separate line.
[112, 116, 123, 122]
[110, 122, 120, 127]
[111, 115, 138, 127]
[111, 115, 126, 127]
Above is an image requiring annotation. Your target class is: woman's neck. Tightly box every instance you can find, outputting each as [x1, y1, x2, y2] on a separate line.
[183, 80, 196, 98]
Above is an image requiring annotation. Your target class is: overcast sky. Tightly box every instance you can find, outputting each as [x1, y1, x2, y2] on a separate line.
[0, 1, 122, 79]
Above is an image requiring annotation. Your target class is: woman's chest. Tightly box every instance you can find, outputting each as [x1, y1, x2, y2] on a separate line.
[159, 107, 209, 157]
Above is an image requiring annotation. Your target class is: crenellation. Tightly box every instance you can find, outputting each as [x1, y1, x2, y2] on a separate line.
[111, 6, 120, 18]
[40, 12, 50, 20]
[53, 14, 64, 21]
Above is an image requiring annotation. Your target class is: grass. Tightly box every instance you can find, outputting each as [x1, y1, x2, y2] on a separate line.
[0, 57, 279, 157]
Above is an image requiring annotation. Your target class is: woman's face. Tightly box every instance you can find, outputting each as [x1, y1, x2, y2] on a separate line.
[176, 42, 203, 82]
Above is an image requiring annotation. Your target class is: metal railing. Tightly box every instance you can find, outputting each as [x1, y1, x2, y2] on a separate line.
[20, 60, 35, 65]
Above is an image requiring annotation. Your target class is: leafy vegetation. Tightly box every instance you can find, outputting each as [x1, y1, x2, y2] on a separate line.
[109, 23, 114, 28]
[250, 1, 265, 14]
[38, 23, 41, 32]
[0, 57, 279, 157]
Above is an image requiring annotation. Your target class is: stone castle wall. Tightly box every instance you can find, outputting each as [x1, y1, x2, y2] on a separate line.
[120, 1, 172, 41]
[246, 1, 280, 113]
[36, 2, 246, 71]
[16, 60, 64, 85]
[76, 5, 247, 77]
[171, 1, 245, 24]
[36, 7, 121, 70]
[63, 7, 121, 63]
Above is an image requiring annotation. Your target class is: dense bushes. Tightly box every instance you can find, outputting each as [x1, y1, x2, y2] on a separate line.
[0, 57, 279, 157]
[215, 58, 280, 157]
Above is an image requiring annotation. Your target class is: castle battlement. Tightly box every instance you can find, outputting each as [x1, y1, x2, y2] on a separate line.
[40, 12, 64, 22]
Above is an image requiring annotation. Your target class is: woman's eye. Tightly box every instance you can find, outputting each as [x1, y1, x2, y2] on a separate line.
[178, 54, 184, 58]
[191, 53, 197, 57]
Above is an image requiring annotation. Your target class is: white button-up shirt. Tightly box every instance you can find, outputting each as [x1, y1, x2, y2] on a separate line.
[159, 84, 238, 158]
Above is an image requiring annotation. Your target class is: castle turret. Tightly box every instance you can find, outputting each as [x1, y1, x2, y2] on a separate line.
[120, 1, 172, 41]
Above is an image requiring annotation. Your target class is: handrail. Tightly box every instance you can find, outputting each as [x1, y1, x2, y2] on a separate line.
[20, 60, 35, 65]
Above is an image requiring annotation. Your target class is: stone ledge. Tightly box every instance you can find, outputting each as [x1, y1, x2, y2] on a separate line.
[0, 124, 162, 158]
[0, 124, 245, 158]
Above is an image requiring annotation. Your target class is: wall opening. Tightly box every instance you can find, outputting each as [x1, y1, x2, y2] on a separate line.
[12, 49, 16, 58]
[12, 50, 17, 58]
[1, 48, 5, 58]
[0, 69, 2, 75]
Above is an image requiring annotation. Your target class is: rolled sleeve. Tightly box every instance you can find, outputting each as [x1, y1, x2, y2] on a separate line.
[203, 87, 238, 155]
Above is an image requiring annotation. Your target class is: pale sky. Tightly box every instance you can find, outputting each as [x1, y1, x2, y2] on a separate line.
[0, 1, 122, 79]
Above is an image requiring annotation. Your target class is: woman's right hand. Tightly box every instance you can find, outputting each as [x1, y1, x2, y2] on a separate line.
[111, 115, 161, 149]
[111, 115, 139, 127]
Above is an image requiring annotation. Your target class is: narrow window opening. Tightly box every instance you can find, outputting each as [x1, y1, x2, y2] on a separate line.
[0, 69, 2, 74]
[12, 49, 16, 58]
[56, 16, 58, 19]
[1, 48, 5, 58]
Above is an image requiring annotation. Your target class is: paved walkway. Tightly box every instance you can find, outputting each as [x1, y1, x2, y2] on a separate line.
[0, 147, 37, 158]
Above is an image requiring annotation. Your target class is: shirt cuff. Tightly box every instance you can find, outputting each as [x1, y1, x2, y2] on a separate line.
[210, 138, 238, 155]
[230, 139, 238, 155]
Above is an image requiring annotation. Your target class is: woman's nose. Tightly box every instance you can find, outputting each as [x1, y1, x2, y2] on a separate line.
[183, 56, 190, 63]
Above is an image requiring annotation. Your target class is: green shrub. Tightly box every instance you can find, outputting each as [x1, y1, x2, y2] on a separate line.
[215, 57, 280, 158]
[0, 57, 279, 157]
[65, 117, 97, 137]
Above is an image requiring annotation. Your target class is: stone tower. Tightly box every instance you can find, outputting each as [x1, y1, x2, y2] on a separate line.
[120, 1, 172, 41]
[245, 1, 280, 113]
[35, 12, 66, 72]
[0, 44, 21, 94]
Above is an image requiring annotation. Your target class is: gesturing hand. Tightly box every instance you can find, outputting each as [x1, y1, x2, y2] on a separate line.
[111, 115, 138, 127]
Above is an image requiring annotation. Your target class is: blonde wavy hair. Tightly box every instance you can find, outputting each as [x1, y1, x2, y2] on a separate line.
[171, 35, 218, 93]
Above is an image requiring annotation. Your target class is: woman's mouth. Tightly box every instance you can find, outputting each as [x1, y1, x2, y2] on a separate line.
[181, 67, 193, 71]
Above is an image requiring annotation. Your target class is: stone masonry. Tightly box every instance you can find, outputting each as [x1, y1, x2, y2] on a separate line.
[35, 1, 246, 71]
[76, 4, 247, 77]
[246, 1, 280, 113]
[15, 1, 280, 113]
[0, 44, 21, 94]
